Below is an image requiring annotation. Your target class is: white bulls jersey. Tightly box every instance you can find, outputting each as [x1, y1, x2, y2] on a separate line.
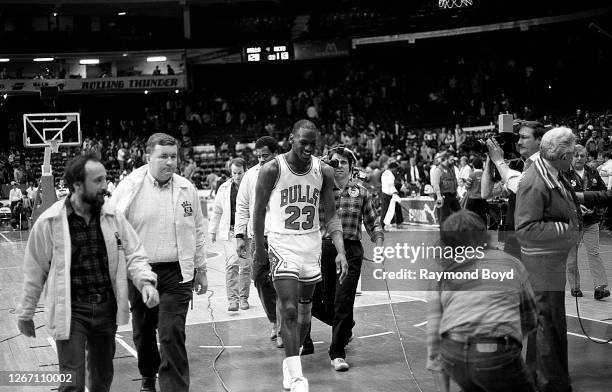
[266, 153, 323, 235]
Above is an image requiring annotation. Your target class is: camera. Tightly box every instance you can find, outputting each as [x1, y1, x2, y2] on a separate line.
[323, 157, 340, 168]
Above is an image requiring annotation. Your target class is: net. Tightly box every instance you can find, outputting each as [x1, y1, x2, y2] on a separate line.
[47, 140, 61, 153]
[439, 0, 473, 9]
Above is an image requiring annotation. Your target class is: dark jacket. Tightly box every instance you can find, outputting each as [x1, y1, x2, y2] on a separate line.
[515, 156, 582, 256]
[566, 166, 606, 226]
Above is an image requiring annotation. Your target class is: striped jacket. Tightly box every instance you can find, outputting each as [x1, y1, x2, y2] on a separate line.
[515, 156, 582, 256]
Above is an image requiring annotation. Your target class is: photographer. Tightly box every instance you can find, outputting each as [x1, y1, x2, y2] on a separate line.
[481, 121, 547, 259]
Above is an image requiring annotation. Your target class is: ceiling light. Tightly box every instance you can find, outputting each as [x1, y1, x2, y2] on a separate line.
[174, 89, 179, 94]
[122, 53, 128, 57]
[144, 90, 149, 95]
[79, 59, 100, 65]
[146, 56, 167, 62]
[33, 57, 54, 62]
[0, 59, 9, 62]
[118, 12, 126, 16]
[53, 12, 58, 17]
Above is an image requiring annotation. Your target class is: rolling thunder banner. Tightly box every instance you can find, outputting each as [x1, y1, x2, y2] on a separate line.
[0, 75, 186, 94]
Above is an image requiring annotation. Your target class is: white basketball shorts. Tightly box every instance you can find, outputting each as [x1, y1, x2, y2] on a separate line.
[267, 231, 322, 283]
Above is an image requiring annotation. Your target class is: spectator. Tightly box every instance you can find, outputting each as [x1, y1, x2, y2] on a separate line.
[9, 181, 23, 210]
[16, 153, 159, 392]
[427, 210, 537, 392]
[515, 127, 581, 392]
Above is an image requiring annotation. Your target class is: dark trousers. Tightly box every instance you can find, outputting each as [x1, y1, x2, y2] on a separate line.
[521, 252, 571, 392]
[465, 198, 488, 226]
[439, 193, 461, 226]
[312, 239, 363, 360]
[57, 298, 117, 392]
[380, 193, 403, 229]
[128, 262, 192, 392]
[251, 237, 277, 323]
[440, 337, 536, 392]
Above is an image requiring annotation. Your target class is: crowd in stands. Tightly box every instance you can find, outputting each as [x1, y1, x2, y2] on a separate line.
[1, 29, 611, 228]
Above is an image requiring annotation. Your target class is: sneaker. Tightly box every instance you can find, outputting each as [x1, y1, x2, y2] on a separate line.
[300, 336, 314, 356]
[239, 298, 250, 310]
[228, 301, 239, 312]
[276, 335, 284, 348]
[290, 376, 309, 392]
[282, 360, 291, 390]
[270, 323, 278, 340]
[331, 358, 350, 372]
[140, 376, 157, 392]
[571, 289, 583, 298]
[594, 286, 610, 300]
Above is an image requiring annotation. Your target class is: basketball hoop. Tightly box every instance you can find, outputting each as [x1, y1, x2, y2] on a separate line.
[439, 0, 472, 9]
[47, 140, 61, 153]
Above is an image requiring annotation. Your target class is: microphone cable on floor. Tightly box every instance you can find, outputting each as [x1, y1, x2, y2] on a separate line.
[205, 289, 231, 392]
[574, 296, 612, 344]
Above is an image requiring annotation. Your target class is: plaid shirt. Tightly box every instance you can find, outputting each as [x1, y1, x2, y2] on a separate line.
[321, 179, 384, 242]
[66, 197, 113, 298]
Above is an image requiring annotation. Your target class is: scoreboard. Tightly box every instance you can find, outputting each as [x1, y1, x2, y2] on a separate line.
[243, 45, 291, 63]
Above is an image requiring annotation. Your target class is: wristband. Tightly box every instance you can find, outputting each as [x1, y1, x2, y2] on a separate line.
[195, 265, 207, 273]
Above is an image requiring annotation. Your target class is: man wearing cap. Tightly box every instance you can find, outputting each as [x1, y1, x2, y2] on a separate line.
[430, 152, 460, 226]
[9, 181, 23, 211]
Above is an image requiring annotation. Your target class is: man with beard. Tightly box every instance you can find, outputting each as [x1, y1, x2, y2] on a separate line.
[109, 133, 208, 392]
[234, 136, 283, 345]
[17, 153, 160, 392]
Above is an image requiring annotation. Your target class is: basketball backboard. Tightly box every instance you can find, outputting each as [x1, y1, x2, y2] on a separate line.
[23, 112, 82, 149]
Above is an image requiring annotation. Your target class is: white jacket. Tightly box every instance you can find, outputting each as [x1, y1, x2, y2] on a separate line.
[234, 165, 259, 238]
[209, 178, 236, 241]
[108, 165, 206, 283]
[17, 199, 157, 340]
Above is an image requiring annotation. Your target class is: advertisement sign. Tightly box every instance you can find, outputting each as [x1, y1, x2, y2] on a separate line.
[0, 75, 186, 94]
[293, 39, 350, 60]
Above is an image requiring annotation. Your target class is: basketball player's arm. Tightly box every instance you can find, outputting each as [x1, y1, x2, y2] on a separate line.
[321, 164, 349, 284]
[253, 160, 277, 266]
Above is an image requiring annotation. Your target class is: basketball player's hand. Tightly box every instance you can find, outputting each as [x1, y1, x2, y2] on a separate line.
[435, 197, 444, 208]
[575, 192, 584, 203]
[141, 284, 160, 308]
[18, 319, 36, 338]
[336, 253, 349, 284]
[193, 270, 208, 295]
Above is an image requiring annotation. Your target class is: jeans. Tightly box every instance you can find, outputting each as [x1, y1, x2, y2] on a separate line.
[222, 234, 251, 302]
[312, 239, 363, 360]
[440, 337, 536, 392]
[56, 297, 117, 392]
[128, 262, 192, 392]
[251, 237, 278, 324]
[522, 252, 572, 392]
[566, 223, 608, 289]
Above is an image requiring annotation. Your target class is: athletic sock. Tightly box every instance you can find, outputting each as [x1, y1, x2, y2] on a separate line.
[284, 356, 303, 379]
